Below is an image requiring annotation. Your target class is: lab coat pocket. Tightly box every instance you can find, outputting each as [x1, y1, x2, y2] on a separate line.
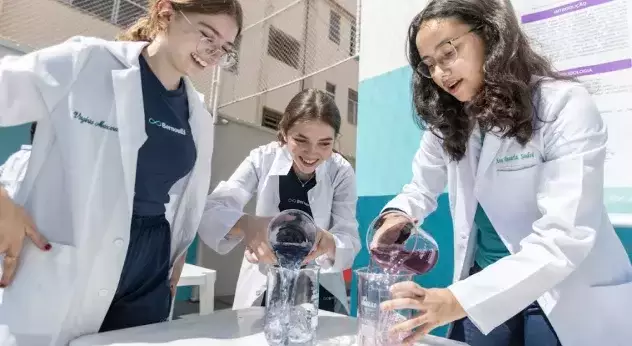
[590, 280, 632, 310]
[493, 165, 540, 209]
[588, 279, 632, 341]
[0, 241, 77, 339]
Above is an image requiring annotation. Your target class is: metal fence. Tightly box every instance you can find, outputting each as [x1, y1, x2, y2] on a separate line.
[0, 0, 359, 156]
[213, 0, 360, 112]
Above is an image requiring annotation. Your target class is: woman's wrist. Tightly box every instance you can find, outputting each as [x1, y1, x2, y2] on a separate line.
[322, 230, 337, 259]
[0, 186, 8, 199]
[229, 214, 250, 238]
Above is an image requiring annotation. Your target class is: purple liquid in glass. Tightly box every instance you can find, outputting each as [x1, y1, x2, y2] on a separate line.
[370, 244, 439, 275]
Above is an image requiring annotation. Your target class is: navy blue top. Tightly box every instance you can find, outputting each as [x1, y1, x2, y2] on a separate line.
[133, 55, 197, 216]
[278, 167, 317, 217]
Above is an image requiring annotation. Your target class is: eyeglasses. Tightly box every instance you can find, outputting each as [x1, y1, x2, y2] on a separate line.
[180, 11, 238, 69]
[416, 26, 481, 78]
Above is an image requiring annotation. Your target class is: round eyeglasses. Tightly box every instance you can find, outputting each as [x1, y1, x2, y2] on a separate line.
[196, 38, 238, 69]
[416, 26, 481, 78]
[180, 10, 238, 69]
[416, 42, 458, 78]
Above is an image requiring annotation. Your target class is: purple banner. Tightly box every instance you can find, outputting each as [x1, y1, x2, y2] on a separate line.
[521, 0, 613, 24]
[560, 59, 632, 77]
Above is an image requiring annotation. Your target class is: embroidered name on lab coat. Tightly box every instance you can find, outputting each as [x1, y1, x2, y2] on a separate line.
[73, 110, 118, 132]
[496, 150, 540, 171]
[496, 151, 535, 164]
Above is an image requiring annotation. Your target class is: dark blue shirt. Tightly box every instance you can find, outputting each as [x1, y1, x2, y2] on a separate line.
[278, 167, 316, 217]
[133, 55, 197, 216]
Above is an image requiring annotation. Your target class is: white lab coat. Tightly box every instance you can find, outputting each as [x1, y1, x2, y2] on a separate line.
[0, 36, 223, 345]
[385, 79, 632, 345]
[0, 145, 31, 198]
[200, 141, 360, 313]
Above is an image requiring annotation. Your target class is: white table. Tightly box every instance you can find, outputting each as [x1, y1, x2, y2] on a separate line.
[70, 307, 468, 346]
[175, 263, 216, 315]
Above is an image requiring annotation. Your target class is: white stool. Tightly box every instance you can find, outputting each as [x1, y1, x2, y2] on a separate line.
[169, 263, 216, 319]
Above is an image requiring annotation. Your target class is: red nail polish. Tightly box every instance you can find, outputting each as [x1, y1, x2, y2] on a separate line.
[44, 244, 52, 251]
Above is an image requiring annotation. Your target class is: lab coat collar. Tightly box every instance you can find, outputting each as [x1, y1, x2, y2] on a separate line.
[109, 40, 152, 212]
[110, 40, 211, 212]
[183, 78, 212, 161]
[475, 128, 502, 182]
[107, 40, 148, 68]
[268, 144, 327, 183]
[112, 66, 146, 212]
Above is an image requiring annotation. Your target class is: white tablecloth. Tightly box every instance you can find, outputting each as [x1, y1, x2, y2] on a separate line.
[69, 307, 468, 346]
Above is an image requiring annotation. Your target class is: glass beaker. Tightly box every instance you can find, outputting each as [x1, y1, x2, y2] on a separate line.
[268, 209, 319, 269]
[264, 264, 320, 345]
[366, 210, 439, 275]
[356, 266, 414, 346]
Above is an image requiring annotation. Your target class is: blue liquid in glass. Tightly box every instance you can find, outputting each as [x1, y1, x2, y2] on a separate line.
[273, 243, 311, 270]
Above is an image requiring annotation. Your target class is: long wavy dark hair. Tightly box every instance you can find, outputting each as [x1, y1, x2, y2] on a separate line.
[408, 0, 570, 161]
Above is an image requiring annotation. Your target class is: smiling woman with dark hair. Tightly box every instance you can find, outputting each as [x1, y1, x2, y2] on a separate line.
[371, 0, 632, 345]
[203, 88, 360, 316]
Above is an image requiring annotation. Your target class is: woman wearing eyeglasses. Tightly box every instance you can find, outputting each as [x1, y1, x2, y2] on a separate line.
[373, 0, 632, 345]
[0, 0, 246, 344]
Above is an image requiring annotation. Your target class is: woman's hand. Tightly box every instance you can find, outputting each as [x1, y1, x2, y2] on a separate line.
[237, 215, 277, 265]
[370, 211, 417, 250]
[380, 281, 467, 345]
[0, 188, 50, 287]
[302, 229, 336, 264]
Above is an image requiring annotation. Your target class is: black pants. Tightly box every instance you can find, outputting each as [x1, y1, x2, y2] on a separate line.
[99, 214, 172, 332]
[449, 264, 561, 346]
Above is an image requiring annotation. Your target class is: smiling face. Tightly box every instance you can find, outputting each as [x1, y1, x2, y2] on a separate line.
[284, 120, 336, 176]
[415, 17, 486, 102]
[156, 1, 239, 77]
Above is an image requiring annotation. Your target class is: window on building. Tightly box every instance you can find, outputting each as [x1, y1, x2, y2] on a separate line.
[261, 107, 283, 130]
[348, 88, 358, 125]
[267, 26, 301, 69]
[68, 0, 146, 27]
[329, 10, 341, 45]
[326, 82, 336, 100]
[349, 22, 356, 56]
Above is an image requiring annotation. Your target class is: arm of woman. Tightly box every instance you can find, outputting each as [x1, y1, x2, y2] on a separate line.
[371, 131, 448, 248]
[0, 36, 87, 126]
[448, 83, 606, 334]
[198, 149, 260, 255]
[307, 163, 361, 272]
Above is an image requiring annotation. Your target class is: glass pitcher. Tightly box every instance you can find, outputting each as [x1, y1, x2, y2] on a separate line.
[356, 266, 414, 346]
[366, 210, 439, 275]
[268, 209, 318, 269]
[264, 265, 320, 346]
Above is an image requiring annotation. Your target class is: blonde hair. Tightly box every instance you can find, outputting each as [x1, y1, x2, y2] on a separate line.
[117, 0, 243, 42]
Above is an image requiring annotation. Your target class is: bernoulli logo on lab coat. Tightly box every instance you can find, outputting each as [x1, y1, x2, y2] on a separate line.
[73, 110, 118, 132]
[148, 118, 187, 135]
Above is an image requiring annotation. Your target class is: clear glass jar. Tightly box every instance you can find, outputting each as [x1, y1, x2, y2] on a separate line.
[268, 209, 319, 269]
[264, 264, 320, 345]
[356, 266, 414, 345]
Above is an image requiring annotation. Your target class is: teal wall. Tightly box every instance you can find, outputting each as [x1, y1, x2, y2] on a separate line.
[0, 124, 31, 163]
[352, 65, 632, 337]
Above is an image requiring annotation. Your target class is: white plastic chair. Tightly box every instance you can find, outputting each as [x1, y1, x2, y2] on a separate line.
[169, 263, 216, 320]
